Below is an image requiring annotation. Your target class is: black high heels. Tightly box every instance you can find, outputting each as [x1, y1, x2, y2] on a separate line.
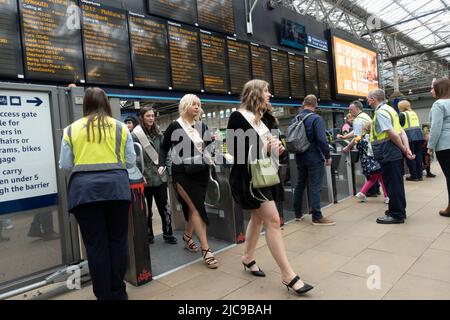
[242, 260, 266, 277]
[283, 275, 314, 295]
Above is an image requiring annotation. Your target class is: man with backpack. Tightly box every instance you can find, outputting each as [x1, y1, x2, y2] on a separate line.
[291, 95, 335, 226]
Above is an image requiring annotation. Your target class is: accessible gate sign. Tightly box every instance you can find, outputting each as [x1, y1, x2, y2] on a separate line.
[0, 89, 58, 215]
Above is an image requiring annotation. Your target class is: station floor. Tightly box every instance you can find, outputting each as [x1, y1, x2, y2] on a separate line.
[14, 164, 450, 300]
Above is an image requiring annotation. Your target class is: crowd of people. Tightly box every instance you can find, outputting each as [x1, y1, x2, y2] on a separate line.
[58, 77, 450, 300]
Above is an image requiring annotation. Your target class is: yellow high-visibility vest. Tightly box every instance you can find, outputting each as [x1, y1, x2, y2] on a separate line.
[401, 110, 420, 130]
[370, 105, 402, 144]
[63, 116, 128, 173]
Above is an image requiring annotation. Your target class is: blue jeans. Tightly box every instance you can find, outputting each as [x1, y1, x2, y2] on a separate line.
[294, 163, 325, 221]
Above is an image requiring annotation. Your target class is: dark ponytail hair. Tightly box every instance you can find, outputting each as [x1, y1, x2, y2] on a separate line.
[82, 87, 112, 143]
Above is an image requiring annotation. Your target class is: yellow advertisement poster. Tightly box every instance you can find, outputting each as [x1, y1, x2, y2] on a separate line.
[333, 36, 379, 97]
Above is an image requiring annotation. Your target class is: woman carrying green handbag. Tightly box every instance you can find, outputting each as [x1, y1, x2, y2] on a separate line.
[226, 79, 313, 296]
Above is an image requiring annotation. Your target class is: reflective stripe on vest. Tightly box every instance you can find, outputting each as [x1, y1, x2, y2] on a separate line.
[356, 111, 372, 125]
[370, 105, 402, 145]
[401, 110, 420, 130]
[64, 117, 127, 173]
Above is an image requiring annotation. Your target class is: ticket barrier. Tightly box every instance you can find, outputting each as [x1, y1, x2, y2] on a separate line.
[169, 156, 244, 244]
[332, 141, 353, 202]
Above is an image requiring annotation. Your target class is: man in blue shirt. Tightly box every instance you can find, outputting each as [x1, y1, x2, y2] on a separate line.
[293, 95, 335, 226]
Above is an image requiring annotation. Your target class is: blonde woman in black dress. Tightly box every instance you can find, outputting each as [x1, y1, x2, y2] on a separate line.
[158, 94, 218, 269]
[227, 79, 313, 295]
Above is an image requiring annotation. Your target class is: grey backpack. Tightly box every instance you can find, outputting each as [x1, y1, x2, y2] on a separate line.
[285, 113, 314, 153]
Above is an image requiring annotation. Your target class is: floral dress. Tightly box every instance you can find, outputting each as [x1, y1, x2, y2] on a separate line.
[356, 134, 381, 176]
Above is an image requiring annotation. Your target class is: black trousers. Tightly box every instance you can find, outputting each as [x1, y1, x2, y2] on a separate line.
[381, 159, 407, 219]
[73, 200, 129, 300]
[144, 183, 173, 238]
[436, 149, 450, 203]
[406, 140, 424, 179]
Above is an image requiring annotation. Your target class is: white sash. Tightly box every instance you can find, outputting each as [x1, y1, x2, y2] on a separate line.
[176, 117, 214, 165]
[133, 125, 159, 165]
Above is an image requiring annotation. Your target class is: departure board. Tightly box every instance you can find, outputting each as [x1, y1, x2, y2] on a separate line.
[0, 0, 23, 79]
[288, 53, 305, 99]
[197, 0, 235, 35]
[199, 30, 228, 94]
[129, 13, 170, 89]
[251, 44, 272, 90]
[19, 0, 84, 83]
[304, 57, 319, 97]
[168, 22, 202, 92]
[318, 60, 331, 100]
[147, 0, 196, 25]
[271, 48, 290, 98]
[227, 37, 250, 95]
[81, 1, 132, 86]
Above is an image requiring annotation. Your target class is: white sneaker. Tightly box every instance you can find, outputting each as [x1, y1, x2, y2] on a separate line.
[384, 197, 390, 204]
[356, 192, 368, 202]
[1, 219, 14, 230]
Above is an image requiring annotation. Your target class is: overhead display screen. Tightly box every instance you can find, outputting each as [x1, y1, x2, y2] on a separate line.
[81, 1, 132, 86]
[304, 57, 319, 97]
[288, 53, 305, 99]
[19, 0, 84, 83]
[168, 22, 202, 92]
[128, 13, 170, 89]
[199, 30, 228, 94]
[250, 44, 272, 90]
[147, 0, 197, 25]
[197, 0, 235, 35]
[333, 36, 379, 97]
[0, 0, 23, 79]
[227, 37, 251, 95]
[317, 60, 331, 100]
[271, 48, 290, 98]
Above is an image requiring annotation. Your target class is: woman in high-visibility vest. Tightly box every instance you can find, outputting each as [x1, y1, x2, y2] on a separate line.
[398, 100, 425, 181]
[59, 87, 136, 300]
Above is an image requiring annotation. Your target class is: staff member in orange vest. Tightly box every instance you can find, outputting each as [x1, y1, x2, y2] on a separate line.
[59, 87, 136, 300]
[398, 100, 425, 181]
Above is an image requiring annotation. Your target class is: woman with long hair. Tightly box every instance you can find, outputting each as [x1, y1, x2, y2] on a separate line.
[59, 87, 136, 300]
[158, 94, 218, 269]
[226, 79, 313, 295]
[428, 78, 450, 217]
[132, 107, 177, 244]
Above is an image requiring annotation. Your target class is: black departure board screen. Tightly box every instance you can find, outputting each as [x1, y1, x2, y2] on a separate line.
[168, 22, 202, 92]
[197, 0, 235, 35]
[227, 37, 250, 95]
[129, 13, 170, 89]
[81, 1, 132, 86]
[0, 0, 23, 79]
[147, 0, 196, 25]
[251, 43, 272, 89]
[200, 30, 228, 94]
[19, 0, 84, 83]
[288, 53, 305, 99]
[304, 57, 319, 97]
[318, 60, 331, 100]
[271, 48, 289, 98]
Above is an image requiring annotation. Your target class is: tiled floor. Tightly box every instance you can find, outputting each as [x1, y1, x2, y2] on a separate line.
[20, 164, 450, 300]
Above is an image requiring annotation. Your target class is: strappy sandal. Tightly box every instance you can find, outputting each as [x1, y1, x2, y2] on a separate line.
[182, 233, 199, 252]
[201, 248, 219, 269]
[282, 275, 314, 295]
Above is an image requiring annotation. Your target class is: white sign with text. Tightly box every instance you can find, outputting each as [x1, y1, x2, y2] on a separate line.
[0, 90, 58, 204]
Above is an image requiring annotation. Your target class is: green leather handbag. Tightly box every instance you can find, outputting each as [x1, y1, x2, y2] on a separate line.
[248, 149, 280, 189]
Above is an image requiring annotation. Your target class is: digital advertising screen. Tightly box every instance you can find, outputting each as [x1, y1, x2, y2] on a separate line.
[19, 0, 85, 83]
[332, 35, 379, 98]
[128, 13, 170, 89]
[81, 1, 133, 86]
[280, 19, 306, 52]
[0, 0, 23, 79]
